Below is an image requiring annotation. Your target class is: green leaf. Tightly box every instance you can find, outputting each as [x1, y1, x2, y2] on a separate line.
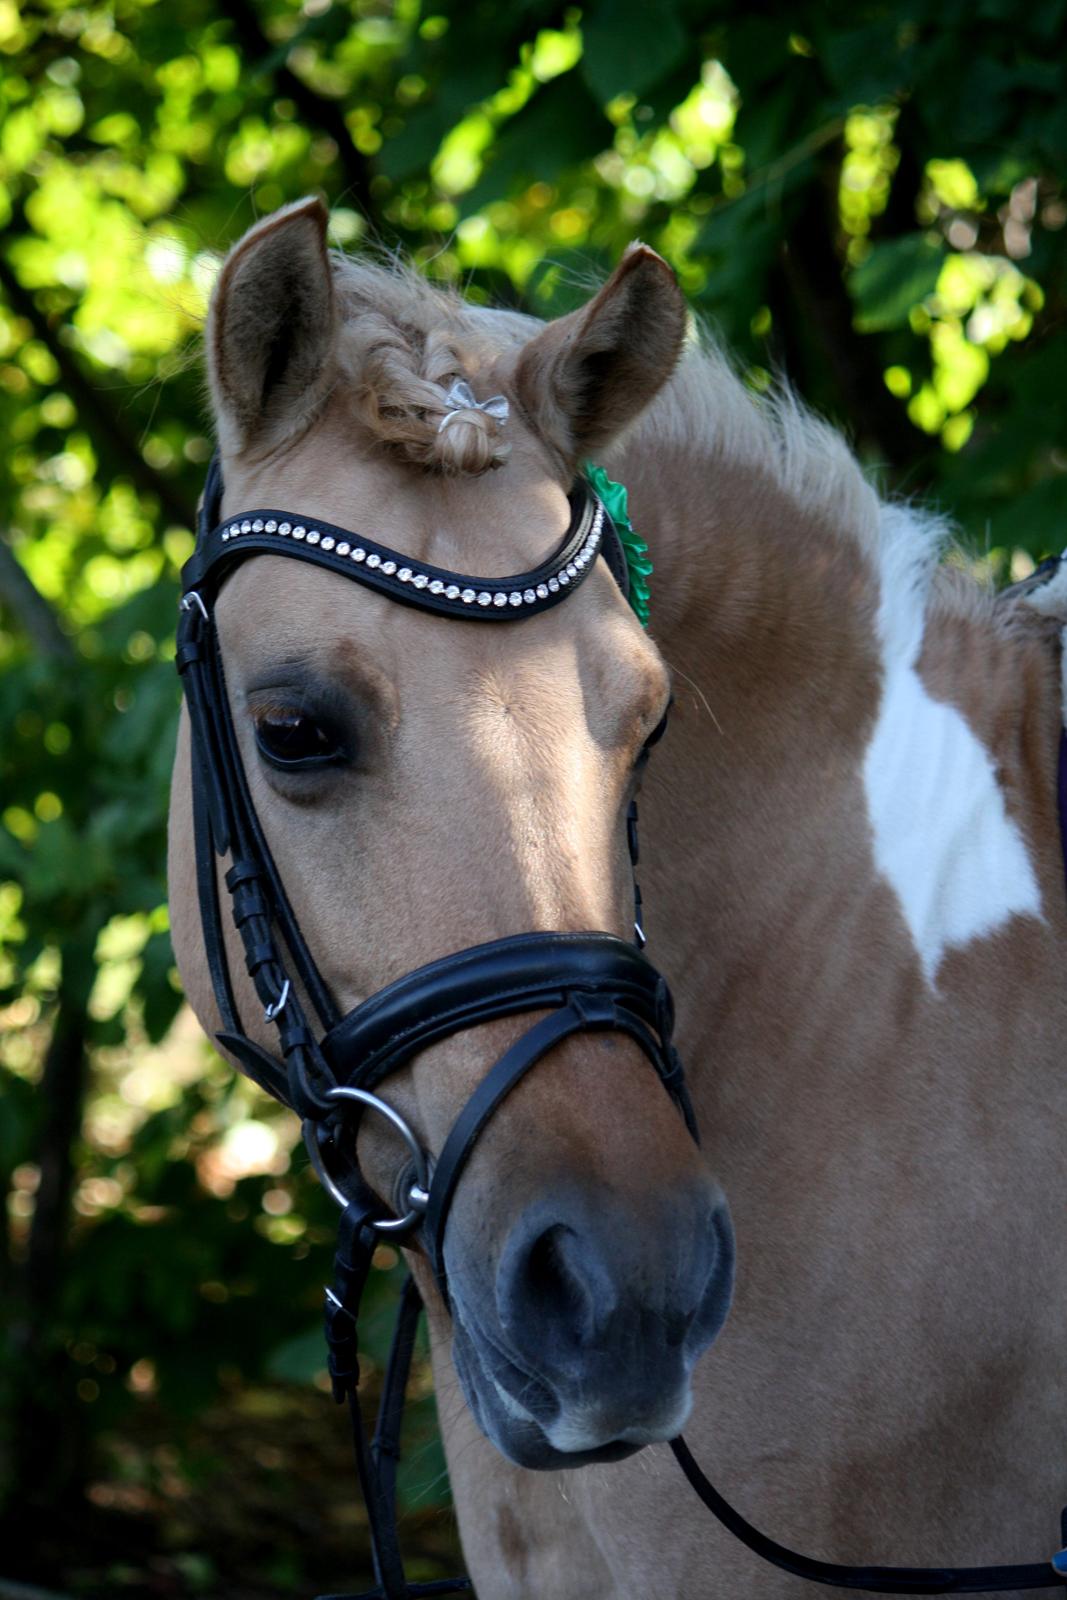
[986, 477, 1067, 559]
[581, 0, 687, 104]
[378, 59, 505, 181]
[818, 19, 911, 104]
[140, 927, 183, 1042]
[724, 17, 792, 95]
[694, 188, 791, 343]
[0, 1072, 39, 1172]
[850, 235, 945, 333]
[462, 77, 610, 212]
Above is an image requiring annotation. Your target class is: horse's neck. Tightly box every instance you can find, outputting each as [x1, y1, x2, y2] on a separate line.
[617, 428, 1066, 1117]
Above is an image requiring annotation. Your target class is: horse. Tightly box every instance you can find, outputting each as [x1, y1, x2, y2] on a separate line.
[167, 195, 1067, 1599]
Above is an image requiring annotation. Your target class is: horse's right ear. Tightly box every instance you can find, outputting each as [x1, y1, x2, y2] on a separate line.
[512, 244, 687, 471]
[208, 196, 337, 458]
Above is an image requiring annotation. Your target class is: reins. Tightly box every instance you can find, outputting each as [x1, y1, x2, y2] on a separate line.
[177, 453, 1067, 1599]
[670, 1440, 1067, 1594]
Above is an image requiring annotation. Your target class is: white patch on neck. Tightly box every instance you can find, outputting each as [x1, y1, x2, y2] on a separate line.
[863, 507, 1042, 986]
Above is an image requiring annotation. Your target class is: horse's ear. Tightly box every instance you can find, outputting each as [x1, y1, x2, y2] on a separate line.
[208, 196, 337, 457]
[512, 244, 687, 469]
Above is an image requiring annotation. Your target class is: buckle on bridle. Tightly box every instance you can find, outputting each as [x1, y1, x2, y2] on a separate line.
[263, 977, 290, 1023]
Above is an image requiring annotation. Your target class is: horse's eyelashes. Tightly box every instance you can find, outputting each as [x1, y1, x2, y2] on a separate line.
[635, 698, 674, 770]
[254, 709, 348, 771]
[646, 695, 674, 748]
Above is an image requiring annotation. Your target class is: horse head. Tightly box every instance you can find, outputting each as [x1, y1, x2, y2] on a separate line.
[168, 197, 733, 1471]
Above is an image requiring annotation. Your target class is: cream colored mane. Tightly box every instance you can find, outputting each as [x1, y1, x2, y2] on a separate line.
[634, 338, 882, 545]
[333, 254, 879, 526]
[328, 252, 1035, 675]
[623, 326, 1048, 665]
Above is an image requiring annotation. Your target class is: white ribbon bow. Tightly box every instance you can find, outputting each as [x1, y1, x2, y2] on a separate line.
[437, 378, 510, 432]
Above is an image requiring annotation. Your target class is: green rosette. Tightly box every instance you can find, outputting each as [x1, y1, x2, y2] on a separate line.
[583, 461, 653, 628]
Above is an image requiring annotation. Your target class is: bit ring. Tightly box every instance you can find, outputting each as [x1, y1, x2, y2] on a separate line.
[304, 1085, 430, 1235]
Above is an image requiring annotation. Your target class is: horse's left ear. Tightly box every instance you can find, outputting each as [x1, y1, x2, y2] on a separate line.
[207, 196, 338, 458]
[512, 244, 687, 469]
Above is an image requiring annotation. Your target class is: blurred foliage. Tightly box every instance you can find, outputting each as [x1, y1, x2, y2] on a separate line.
[1, 0, 1065, 1592]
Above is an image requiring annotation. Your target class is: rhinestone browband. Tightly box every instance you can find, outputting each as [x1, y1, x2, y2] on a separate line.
[182, 485, 608, 622]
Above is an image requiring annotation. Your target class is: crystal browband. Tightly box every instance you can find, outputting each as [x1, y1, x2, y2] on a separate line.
[181, 484, 608, 621]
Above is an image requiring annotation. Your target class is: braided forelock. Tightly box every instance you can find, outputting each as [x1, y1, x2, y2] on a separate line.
[339, 297, 511, 476]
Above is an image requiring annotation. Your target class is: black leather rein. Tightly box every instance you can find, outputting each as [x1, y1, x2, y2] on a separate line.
[177, 452, 1067, 1599]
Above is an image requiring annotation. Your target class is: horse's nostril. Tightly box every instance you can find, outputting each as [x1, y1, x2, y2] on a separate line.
[497, 1208, 620, 1363]
[523, 1224, 595, 1346]
[491, 1186, 734, 1388]
[471, 1187, 734, 1455]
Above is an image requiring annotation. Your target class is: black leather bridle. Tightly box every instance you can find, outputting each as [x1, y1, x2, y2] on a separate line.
[177, 452, 696, 1255]
[177, 453, 1067, 1599]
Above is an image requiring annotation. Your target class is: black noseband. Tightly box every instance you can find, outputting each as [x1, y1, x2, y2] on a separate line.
[314, 931, 695, 1293]
[322, 930, 683, 1093]
[178, 452, 696, 1303]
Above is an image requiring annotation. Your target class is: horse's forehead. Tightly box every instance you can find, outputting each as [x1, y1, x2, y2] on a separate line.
[218, 553, 667, 752]
[223, 383, 568, 574]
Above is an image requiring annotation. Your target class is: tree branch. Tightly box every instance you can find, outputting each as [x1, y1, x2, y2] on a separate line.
[24, 983, 90, 1321]
[0, 254, 196, 528]
[8, 953, 95, 1521]
[775, 158, 933, 488]
[0, 539, 73, 660]
[223, 0, 376, 216]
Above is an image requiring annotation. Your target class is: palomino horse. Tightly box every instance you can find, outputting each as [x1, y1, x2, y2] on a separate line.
[168, 196, 1067, 1598]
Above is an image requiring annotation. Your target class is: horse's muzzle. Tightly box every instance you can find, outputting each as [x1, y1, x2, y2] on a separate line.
[447, 1180, 735, 1470]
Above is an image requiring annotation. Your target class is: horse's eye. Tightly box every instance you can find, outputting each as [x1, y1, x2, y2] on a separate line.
[255, 710, 346, 770]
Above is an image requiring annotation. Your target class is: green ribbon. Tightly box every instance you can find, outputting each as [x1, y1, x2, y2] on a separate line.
[583, 461, 653, 628]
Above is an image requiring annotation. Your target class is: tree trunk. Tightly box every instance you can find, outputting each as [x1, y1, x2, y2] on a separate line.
[5, 944, 94, 1535]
